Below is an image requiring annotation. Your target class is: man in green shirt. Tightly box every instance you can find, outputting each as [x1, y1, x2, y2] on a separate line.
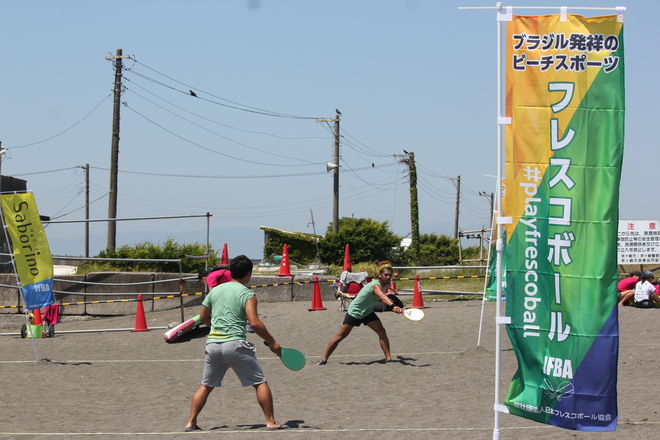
[185, 255, 285, 431]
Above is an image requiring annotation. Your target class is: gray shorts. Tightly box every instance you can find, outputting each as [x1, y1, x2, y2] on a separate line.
[201, 340, 266, 387]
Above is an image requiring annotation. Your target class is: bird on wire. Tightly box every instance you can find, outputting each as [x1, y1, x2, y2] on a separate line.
[190, 90, 197, 97]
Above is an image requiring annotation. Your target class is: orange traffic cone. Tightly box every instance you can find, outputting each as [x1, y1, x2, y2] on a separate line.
[308, 276, 326, 311]
[278, 244, 292, 277]
[221, 243, 229, 265]
[411, 274, 426, 309]
[342, 244, 352, 272]
[132, 295, 150, 332]
[33, 308, 43, 325]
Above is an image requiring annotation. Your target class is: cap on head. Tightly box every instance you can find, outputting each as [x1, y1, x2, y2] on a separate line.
[643, 270, 654, 280]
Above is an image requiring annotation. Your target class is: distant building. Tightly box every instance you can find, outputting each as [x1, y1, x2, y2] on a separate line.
[0, 175, 28, 193]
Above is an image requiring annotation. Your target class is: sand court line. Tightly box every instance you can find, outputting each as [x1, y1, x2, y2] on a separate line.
[0, 350, 465, 364]
[0, 425, 562, 436]
[1, 341, 650, 365]
[11, 422, 660, 437]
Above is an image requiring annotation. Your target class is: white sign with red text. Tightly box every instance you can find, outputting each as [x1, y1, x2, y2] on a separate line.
[618, 220, 660, 265]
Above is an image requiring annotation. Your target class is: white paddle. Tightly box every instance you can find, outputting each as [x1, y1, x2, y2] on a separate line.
[402, 308, 424, 321]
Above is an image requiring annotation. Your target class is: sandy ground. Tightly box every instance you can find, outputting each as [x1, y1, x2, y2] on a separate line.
[1, 298, 659, 440]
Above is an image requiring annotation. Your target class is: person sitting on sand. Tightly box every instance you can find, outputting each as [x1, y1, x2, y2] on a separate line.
[633, 271, 660, 308]
[185, 255, 287, 432]
[318, 261, 403, 365]
[618, 271, 641, 306]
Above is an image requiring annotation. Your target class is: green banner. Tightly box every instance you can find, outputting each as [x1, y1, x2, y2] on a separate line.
[503, 13, 624, 431]
[486, 234, 506, 301]
[1, 193, 54, 310]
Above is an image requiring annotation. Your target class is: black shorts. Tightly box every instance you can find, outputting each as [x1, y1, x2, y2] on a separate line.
[634, 299, 653, 308]
[343, 312, 380, 327]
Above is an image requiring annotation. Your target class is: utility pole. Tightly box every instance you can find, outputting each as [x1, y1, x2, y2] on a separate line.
[308, 209, 320, 262]
[317, 110, 341, 234]
[105, 49, 129, 251]
[80, 164, 90, 258]
[332, 111, 340, 234]
[0, 142, 5, 196]
[454, 175, 461, 239]
[479, 191, 495, 234]
[445, 175, 461, 239]
[395, 151, 420, 263]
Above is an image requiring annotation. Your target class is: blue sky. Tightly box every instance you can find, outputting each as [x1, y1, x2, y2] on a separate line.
[0, 0, 652, 261]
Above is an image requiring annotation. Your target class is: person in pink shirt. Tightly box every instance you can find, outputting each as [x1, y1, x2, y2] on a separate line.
[618, 271, 642, 306]
[207, 264, 254, 333]
[207, 265, 231, 288]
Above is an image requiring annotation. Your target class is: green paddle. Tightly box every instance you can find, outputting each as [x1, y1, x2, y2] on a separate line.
[264, 341, 306, 371]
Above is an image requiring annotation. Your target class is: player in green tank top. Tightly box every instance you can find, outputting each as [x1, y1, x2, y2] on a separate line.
[318, 261, 403, 365]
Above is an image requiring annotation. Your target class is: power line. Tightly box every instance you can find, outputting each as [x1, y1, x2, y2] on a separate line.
[126, 88, 321, 165]
[11, 166, 81, 177]
[89, 165, 324, 179]
[416, 163, 452, 179]
[417, 176, 456, 202]
[418, 200, 455, 218]
[51, 192, 108, 220]
[124, 103, 323, 168]
[459, 182, 485, 197]
[339, 160, 399, 187]
[125, 78, 326, 141]
[460, 196, 490, 219]
[9, 95, 110, 149]
[341, 126, 392, 158]
[127, 59, 324, 120]
[340, 172, 400, 214]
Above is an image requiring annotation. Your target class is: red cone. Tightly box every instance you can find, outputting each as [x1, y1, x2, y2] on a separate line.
[33, 308, 43, 325]
[221, 243, 229, 265]
[308, 276, 326, 311]
[132, 295, 150, 332]
[277, 244, 292, 277]
[411, 274, 426, 309]
[342, 244, 352, 272]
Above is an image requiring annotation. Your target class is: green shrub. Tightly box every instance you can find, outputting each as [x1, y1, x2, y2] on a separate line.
[319, 217, 402, 265]
[79, 238, 218, 273]
[261, 227, 319, 264]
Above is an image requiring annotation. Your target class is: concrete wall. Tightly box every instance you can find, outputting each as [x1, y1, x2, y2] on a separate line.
[0, 272, 338, 317]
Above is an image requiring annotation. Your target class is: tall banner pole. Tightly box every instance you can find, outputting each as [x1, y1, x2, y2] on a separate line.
[493, 4, 510, 439]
